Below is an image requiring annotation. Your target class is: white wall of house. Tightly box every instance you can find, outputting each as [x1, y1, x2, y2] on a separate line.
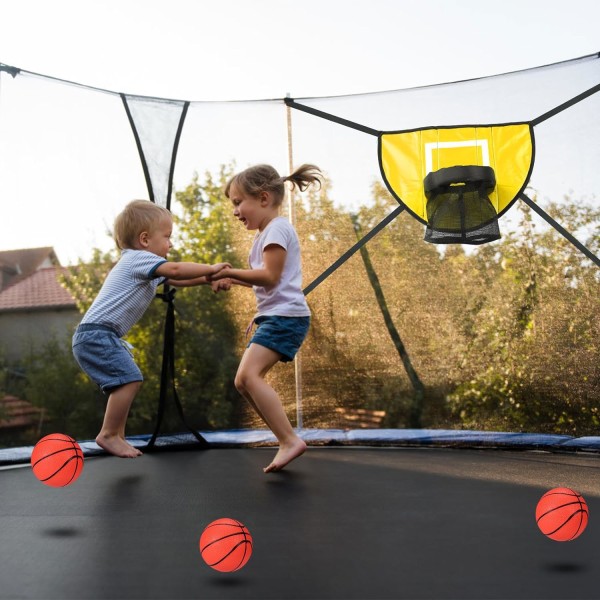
[0, 308, 81, 362]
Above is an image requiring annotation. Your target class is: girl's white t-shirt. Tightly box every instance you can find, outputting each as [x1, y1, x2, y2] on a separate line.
[249, 216, 311, 318]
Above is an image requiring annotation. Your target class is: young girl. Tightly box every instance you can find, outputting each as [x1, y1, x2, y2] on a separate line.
[72, 200, 230, 458]
[210, 164, 322, 473]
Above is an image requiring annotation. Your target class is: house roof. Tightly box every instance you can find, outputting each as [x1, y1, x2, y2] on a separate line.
[0, 246, 59, 272]
[0, 267, 77, 312]
[0, 247, 60, 290]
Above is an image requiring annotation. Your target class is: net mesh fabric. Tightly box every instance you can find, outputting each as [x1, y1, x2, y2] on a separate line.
[425, 190, 500, 244]
[122, 95, 188, 208]
[0, 54, 599, 439]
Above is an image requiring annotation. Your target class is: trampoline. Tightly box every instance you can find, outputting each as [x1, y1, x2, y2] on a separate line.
[1, 52, 599, 600]
[2, 438, 600, 600]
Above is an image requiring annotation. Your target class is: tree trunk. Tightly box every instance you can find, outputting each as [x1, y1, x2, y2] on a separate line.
[351, 214, 424, 428]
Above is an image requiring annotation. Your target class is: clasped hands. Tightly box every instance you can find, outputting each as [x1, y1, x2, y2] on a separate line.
[208, 263, 233, 293]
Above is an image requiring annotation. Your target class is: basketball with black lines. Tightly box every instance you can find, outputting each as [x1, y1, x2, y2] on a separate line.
[31, 433, 84, 487]
[535, 487, 589, 541]
[199, 518, 253, 572]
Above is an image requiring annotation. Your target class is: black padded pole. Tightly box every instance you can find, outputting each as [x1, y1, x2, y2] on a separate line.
[121, 95, 206, 448]
[147, 288, 209, 449]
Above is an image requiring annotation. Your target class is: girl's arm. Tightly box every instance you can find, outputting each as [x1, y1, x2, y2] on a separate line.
[210, 245, 286, 287]
[209, 277, 251, 293]
[168, 275, 210, 288]
[215, 278, 253, 288]
[170, 276, 253, 291]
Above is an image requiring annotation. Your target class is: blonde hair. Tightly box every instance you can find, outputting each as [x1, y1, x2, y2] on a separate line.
[224, 163, 322, 207]
[113, 200, 171, 249]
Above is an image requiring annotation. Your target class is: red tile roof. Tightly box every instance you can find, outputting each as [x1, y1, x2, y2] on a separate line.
[0, 267, 76, 312]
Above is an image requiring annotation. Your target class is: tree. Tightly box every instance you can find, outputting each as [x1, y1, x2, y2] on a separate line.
[446, 195, 600, 434]
[351, 211, 424, 427]
[24, 336, 104, 439]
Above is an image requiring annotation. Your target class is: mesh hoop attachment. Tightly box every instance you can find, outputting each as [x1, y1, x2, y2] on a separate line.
[423, 165, 500, 245]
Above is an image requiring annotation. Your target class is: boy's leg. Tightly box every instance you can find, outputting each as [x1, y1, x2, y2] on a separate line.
[235, 344, 306, 472]
[96, 381, 143, 458]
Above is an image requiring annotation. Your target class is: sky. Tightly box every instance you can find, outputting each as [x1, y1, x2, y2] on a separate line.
[1, 0, 600, 265]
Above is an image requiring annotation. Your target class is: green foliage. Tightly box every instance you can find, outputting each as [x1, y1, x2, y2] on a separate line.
[445, 195, 600, 434]
[23, 336, 104, 439]
[60, 248, 116, 313]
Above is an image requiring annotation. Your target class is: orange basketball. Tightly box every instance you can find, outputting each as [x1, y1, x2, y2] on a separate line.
[535, 487, 589, 541]
[31, 433, 84, 487]
[199, 518, 253, 572]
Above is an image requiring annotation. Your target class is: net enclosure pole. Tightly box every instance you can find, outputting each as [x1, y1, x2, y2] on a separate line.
[286, 93, 304, 430]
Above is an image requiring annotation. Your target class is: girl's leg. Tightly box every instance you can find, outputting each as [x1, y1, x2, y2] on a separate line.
[96, 381, 143, 458]
[235, 344, 306, 473]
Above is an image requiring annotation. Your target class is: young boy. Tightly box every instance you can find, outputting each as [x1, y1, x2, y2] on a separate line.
[72, 199, 230, 458]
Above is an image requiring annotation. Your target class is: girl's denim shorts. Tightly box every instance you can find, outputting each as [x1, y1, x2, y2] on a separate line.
[249, 315, 310, 362]
[72, 324, 143, 393]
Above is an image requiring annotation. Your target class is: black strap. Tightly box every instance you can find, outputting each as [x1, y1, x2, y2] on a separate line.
[531, 82, 600, 126]
[519, 193, 600, 267]
[121, 94, 155, 204]
[304, 205, 405, 295]
[166, 101, 189, 210]
[285, 97, 381, 137]
[146, 284, 209, 449]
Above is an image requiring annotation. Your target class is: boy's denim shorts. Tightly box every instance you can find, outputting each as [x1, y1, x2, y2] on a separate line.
[249, 315, 310, 362]
[72, 324, 143, 393]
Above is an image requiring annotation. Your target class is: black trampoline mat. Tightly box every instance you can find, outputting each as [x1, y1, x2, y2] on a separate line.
[1, 447, 599, 599]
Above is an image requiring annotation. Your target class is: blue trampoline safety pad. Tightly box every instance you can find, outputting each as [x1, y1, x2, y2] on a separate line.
[2, 428, 600, 465]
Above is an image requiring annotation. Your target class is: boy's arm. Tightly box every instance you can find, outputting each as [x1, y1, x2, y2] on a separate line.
[155, 261, 230, 286]
[210, 245, 285, 287]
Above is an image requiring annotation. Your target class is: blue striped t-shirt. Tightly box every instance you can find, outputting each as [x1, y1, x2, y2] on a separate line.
[80, 249, 167, 337]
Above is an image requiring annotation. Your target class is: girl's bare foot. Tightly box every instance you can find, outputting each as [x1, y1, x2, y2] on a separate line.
[264, 438, 307, 473]
[96, 434, 141, 458]
[118, 429, 142, 456]
[126, 443, 143, 456]
[123, 439, 143, 456]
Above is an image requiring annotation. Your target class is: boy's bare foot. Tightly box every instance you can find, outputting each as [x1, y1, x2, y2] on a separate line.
[264, 438, 307, 473]
[96, 434, 141, 458]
